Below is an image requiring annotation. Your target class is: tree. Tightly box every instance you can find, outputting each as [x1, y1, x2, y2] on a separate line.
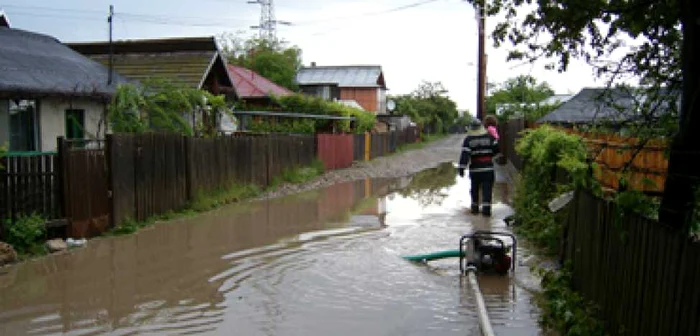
[218, 32, 302, 91]
[391, 81, 460, 134]
[473, 0, 698, 232]
[454, 113, 475, 131]
[109, 78, 233, 137]
[486, 75, 556, 121]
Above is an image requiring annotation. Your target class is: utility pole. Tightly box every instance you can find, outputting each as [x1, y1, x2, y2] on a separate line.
[476, 2, 487, 121]
[248, 0, 290, 42]
[107, 5, 114, 85]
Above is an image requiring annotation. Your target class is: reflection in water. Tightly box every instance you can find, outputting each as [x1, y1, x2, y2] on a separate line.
[397, 162, 457, 207]
[0, 164, 541, 336]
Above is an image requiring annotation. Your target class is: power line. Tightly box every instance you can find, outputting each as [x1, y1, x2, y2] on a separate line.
[0, 4, 252, 28]
[294, 0, 441, 26]
[1, 0, 443, 34]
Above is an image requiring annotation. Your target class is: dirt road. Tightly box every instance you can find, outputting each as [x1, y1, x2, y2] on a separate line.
[260, 135, 464, 200]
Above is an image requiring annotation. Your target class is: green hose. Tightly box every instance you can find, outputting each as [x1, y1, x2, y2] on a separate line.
[402, 249, 464, 262]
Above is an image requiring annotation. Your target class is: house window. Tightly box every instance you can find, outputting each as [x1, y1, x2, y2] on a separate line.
[9, 99, 38, 152]
[65, 109, 85, 140]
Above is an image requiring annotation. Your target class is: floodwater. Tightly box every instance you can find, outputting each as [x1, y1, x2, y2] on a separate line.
[0, 162, 541, 336]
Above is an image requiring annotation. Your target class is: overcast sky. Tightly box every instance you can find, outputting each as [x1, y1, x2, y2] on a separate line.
[1, 0, 605, 113]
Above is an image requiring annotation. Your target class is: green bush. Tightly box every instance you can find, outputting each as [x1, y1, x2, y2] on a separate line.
[513, 125, 595, 253]
[241, 93, 376, 134]
[5, 214, 46, 255]
[539, 265, 607, 335]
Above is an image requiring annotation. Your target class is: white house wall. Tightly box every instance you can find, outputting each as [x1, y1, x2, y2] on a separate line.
[40, 98, 107, 151]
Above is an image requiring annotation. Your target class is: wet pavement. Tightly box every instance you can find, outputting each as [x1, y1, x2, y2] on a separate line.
[0, 162, 542, 335]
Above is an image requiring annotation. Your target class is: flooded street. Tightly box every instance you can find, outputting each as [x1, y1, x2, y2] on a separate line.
[0, 162, 541, 336]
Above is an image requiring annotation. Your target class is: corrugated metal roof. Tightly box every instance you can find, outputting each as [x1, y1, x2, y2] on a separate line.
[227, 65, 292, 99]
[296, 65, 386, 88]
[68, 37, 233, 90]
[538, 88, 678, 124]
[0, 27, 129, 98]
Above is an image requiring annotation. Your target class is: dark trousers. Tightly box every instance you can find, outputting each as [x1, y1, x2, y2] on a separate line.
[469, 170, 495, 211]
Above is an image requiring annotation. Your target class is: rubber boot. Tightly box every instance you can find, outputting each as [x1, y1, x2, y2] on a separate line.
[471, 204, 479, 214]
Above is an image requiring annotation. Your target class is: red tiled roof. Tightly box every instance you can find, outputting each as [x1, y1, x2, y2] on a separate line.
[227, 64, 293, 99]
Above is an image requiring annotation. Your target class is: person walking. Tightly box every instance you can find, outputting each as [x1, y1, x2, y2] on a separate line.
[458, 119, 500, 216]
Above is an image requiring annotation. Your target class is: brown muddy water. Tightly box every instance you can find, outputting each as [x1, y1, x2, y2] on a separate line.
[0, 162, 541, 336]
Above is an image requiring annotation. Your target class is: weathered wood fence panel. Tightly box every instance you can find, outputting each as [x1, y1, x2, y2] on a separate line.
[317, 134, 353, 170]
[370, 133, 389, 159]
[564, 190, 700, 335]
[61, 140, 110, 238]
[353, 134, 366, 162]
[108, 133, 316, 227]
[0, 153, 61, 238]
[108, 135, 136, 228]
[133, 134, 188, 221]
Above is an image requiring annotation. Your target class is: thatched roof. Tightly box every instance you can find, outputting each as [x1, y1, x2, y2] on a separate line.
[0, 27, 128, 99]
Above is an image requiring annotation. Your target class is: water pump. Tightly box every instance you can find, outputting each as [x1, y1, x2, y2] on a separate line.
[459, 231, 516, 275]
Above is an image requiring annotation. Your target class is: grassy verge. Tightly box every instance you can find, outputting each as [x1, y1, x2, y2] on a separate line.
[107, 160, 325, 236]
[269, 159, 325, 189]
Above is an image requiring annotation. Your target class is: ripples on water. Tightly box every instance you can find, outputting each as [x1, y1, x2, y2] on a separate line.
[0, 164, 541, 335]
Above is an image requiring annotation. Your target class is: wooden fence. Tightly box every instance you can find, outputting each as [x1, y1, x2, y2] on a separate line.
[563, 129, 668, 193]
[109, 133, 317, 225]
[0, 153, 61, 239]
[2, 128, 419, 239]
[353, 134, 366, 162]
[60, 139, 110, 238]
[370, 133, 389, 159]
[563, 190, 700, 336]
[317, 134, 354, 170]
